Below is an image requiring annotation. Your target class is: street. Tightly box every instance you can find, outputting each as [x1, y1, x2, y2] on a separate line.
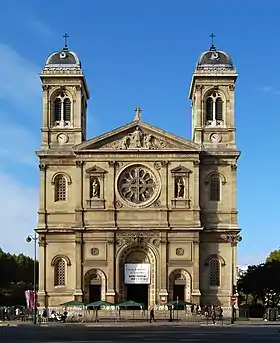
[1, 324, 280, 342]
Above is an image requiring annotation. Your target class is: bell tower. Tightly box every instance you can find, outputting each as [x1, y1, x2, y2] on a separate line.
[189, 34, 238, 149]
[40, 35, 90, 150]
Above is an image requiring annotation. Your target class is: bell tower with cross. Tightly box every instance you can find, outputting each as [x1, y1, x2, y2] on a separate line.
[189, 33, 238, 149]
[40, 34, 90, 150]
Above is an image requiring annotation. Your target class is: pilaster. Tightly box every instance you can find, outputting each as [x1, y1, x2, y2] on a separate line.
[106, 239, 116, 302]
[192, 239, 201, 302]
[75, 160, 84, 227]
[74, 232, 83, 300]
[159, 233, 168, 301]
[38, 236, 47, 307]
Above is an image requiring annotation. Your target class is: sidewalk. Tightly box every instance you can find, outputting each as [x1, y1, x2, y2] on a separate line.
[1, 319, 279, 328]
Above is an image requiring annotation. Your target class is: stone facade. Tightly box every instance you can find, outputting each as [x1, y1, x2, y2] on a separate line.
[36, 43, 241, 311]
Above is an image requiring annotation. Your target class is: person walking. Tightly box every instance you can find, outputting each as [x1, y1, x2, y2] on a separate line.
[149, 308, 155, 323]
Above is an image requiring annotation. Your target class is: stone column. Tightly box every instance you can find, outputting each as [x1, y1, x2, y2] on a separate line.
[74, 232, 83, 300]
[158, 233, 168, 303]
[221, 234, 242, 295]
[106, 239, 116, 302]
[191, 239, 201, 303]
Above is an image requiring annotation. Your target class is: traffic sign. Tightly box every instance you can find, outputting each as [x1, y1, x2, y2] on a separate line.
[231, 295, 237, 301]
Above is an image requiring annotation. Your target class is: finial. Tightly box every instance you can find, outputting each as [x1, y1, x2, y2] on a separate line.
[63, 33, 69, 50]
[134, 107, 142, 121]
[210, 33, 216, 51]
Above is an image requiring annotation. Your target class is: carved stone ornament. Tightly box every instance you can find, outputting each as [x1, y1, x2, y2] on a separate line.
[76, 160, 84, 168]
[152, 239, 160, 247]
[231, 163, 238, 171]
[154, 161, 168, 170]
[115, 200, 123, 208]
[116, 231, 160, 246]
[91, 248, 99, 256]
[42, 85, 50, 91]
[39, 163, 47, 171]
[100, 127, 176, 150]
[176, 248, 184, 256]
[154, 200, 161, 208]
[221, 234, 242, 246]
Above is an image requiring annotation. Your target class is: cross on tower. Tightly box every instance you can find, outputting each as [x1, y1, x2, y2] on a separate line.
[134, 107, 142, 121]
[63, 33, 69, 48]
[210, 33, 216, 50]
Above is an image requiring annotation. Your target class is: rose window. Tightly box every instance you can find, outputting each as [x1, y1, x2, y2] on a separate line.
[117, 164, 159, 207]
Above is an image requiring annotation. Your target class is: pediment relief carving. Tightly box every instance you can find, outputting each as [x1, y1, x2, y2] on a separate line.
[74, 122, 200, 152]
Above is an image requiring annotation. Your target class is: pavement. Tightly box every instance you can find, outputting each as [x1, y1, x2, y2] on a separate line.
[1, 322, 280, 342]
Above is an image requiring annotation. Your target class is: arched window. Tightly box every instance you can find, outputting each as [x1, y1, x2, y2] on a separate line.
[54, 98, 62, 122]
[205, 92, 224, 125]
[52, 92, 72, 126]
[209, 174, 220, 201]
[63, 98, 71, 122]
[54, 175, 67, 202]
[209, 258, 220, 286]
[215, 97, 223, 121]
[206, 98, 213, 121]
[54, 258, 66, 286]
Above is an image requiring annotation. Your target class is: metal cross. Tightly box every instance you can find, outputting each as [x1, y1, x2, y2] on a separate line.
[63, 33, 69, 48]
[134, 107, 142, 121]
[210, 33, 215, 46]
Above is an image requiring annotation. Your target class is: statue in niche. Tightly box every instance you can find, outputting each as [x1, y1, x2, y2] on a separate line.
[120, 136, 129, 149]
[90, 177, 100, 198]
[131, 126, 143, 148]
[145, 134, 154, 149]
[175, 177, 185, 198]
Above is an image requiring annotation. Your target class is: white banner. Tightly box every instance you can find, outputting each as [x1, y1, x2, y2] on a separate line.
[124, 263, 150, 284]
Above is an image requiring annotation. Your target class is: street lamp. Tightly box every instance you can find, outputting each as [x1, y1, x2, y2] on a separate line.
[221, 234, 242, 324]
[26, 234, 39, 325]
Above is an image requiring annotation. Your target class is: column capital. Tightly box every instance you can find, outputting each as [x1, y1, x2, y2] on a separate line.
[221, 234, 242, 246]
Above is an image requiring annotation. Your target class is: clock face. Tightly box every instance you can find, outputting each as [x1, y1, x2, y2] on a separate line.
[57, 133, 68, 144]
[210, 133, 221, 144]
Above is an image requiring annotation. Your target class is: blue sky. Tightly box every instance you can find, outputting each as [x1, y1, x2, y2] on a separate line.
[0, 0, 279, 265]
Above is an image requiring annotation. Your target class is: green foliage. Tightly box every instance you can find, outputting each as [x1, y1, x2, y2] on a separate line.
[266, 249, 280, 263]
[238, 260, 280, 307]
[0, 248, 38, 306]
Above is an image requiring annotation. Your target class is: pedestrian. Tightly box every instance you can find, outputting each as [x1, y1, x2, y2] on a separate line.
[149, 308, 155, 323]
[211, 306, 216, 325]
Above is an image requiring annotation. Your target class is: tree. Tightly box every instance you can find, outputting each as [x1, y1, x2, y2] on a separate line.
[266, 249, 280, 263]
[238, 260, 280, 307]
[0, 248, 38, 306]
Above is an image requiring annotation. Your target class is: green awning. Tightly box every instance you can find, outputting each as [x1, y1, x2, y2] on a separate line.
[86, 300, 115, 308]
[166, 299, 192, 307]
[118, 300, 143, 308]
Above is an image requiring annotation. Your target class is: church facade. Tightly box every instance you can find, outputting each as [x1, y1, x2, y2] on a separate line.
[36, 41, 241, 311]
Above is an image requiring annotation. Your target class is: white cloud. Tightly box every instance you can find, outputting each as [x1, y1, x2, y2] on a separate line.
[0, 44, 41, 106]
[258, 86, 280, 95]
[0, 172, 38, 256]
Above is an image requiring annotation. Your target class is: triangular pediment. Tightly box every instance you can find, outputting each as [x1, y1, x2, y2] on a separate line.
[85, 165, 107, 174]
[74, 121, 200, 152]
[171, 165, 192, 173]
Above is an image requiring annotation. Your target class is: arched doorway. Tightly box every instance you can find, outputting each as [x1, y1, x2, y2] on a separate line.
[118, 244, 156, 309]
[168, 269, 191, 303]
[84, 269, 106, 303]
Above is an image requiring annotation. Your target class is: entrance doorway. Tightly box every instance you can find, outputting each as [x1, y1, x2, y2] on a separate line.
[89, 284, 101, 303]
[127, 284, 148, 309]
[173, 285, 184, 301]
